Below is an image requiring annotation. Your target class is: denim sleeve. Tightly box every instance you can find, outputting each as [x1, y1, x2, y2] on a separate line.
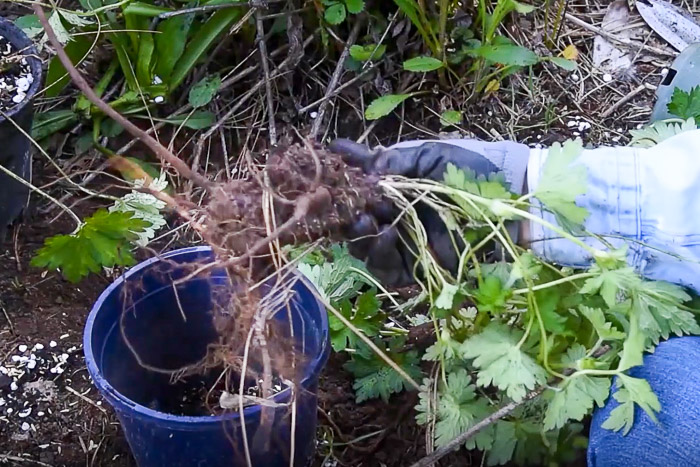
[527, 130, 700, 294]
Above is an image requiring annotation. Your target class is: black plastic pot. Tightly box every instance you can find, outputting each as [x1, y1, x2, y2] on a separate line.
[0, 16, 42, 238]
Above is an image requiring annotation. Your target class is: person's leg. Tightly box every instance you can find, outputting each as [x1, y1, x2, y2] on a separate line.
[587, 336, 700, 466]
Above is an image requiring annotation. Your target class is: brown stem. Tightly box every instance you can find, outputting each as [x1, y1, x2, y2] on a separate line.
[34, 4, 212, 191]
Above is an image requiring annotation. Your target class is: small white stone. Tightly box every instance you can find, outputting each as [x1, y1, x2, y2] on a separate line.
[10, 382, 18, 391]
[59, 334, 69, 340]
[12, 93, 24, 104]
[49, 341, 57, 348]
[7, 408, 13, 414]
[11, 355, 21, 362]
[660, 68, 668, 77]
[154, 96, 165, 104]
[27, 360, 36, 370]
[33, 343, 44, 351]
[578, 121, 591, 132]
[37, 411, 45, 416]
[27, 74, 34, 84]
[153, 75, 163, 85]
[571, 73, 580, 81]
[602, 73, 613, 82]
[637, 123, 644, 129]
[18, 345, 28, 353]
[49, 368, 57, 374]
[309, 111, 318, 119]
[21, 422, 30, 431]
[18, 408, 31, 418]
[16, 77, 29, 92]
[567, 120, 578, 128]
[0, 366, 7, 374]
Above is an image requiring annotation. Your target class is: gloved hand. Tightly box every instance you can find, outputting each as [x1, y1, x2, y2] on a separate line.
[328, 138, 531, 286]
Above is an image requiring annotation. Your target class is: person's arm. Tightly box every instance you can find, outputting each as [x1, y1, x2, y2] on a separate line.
[525, 130, 700, 293]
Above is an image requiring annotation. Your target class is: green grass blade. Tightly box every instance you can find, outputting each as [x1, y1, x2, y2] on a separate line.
[44, 35, 93, 98]
[154, 14, 194, 83]
[169, 8, 242, 89]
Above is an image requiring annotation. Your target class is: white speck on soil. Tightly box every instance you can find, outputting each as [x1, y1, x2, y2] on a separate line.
[33, 343, 44, 351]
[20, 421, 30, 431]
[0, 34, 33, 113]
[661, 68, 668, 77]
[59, 334, 69, 340]
[603, 73, 613, 82]
[10, 382, 18, 391]
[18, 407, 31, 418]
[309, 111, 318, 119]
[18, 345, 27, 353]
[154, 96, 165, 104]
[49, 341, 57, 348]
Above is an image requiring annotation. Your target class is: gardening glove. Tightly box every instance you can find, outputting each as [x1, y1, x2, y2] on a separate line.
[328, 138, 530, 286]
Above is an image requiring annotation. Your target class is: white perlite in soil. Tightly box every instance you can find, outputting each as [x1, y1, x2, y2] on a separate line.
[0, 34, 33, 112]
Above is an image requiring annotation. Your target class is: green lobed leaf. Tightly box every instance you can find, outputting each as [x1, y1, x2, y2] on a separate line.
[461, 323, 547, 401]
[667, 86, 700, 124]
[403, 56, 444, 72]
[543, 376, 611, 431]
[443, 163, 516, 219]
[297, 243, 370, 303]
[434, 369, 495, 450]
[533, 138, 589, 231]
[365, 93, 415, 120]
[188, 75, 222, 108]
[327, 290, 385, 352]
[629, 118, 698, 148]
[601, 375, 660, 435]
[345, 343, 421, 402]
[31, 210, 150, 282]
[579, 306, 626, 341]
[473, 276, 511, 314]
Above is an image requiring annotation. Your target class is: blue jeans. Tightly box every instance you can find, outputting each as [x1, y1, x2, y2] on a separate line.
[588, 336, 700, 466]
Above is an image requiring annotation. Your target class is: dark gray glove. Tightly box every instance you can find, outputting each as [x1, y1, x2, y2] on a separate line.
[329, 138, 530, 286]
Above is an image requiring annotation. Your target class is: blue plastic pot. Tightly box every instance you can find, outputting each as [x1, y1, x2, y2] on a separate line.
[84, 246, 330, 467]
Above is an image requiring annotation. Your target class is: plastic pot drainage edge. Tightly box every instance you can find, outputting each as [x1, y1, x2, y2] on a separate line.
[83, 246, 331, 467]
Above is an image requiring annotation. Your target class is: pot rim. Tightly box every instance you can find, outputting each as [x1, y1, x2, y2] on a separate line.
[83, 246, 330, 425]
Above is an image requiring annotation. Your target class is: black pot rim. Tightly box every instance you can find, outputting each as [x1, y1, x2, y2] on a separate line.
[0, 15, 43, 121]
